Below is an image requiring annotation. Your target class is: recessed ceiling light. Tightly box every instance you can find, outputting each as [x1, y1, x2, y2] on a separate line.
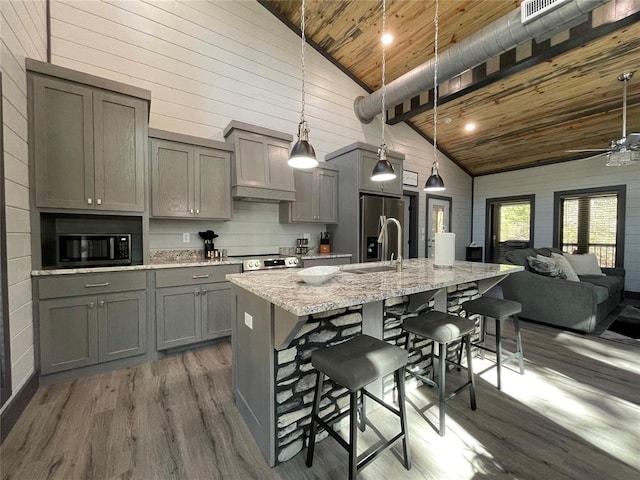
[465, 123, 476, 132]
[381, 32, 393, 45]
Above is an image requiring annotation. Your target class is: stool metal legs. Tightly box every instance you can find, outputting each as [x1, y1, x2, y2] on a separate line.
[405, 333, 476, 436]
[306, 368, 411, 479]
[473, 314, 525, 390]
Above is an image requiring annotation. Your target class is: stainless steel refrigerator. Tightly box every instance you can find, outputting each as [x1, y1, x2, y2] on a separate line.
[360, 195, 404, 263]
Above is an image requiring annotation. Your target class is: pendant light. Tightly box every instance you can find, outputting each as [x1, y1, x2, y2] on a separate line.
[371, 0, 396, 182]
[424, 0, 445, 192]
[288, 0, 318, 169]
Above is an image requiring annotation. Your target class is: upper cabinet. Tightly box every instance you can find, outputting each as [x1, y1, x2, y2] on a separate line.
[280, 166, 338, 224]
[223, 121, 296, 202]
[358, 150, 404, 197]
[149, 130, 233, 220]
[326, 142, 404, 198]
[29, 62, 149, 213]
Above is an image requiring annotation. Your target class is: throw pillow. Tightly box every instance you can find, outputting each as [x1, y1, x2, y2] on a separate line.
[562, 253, 605, 276]
[527, 256, 567, 279]
[551, 253, 580, 282]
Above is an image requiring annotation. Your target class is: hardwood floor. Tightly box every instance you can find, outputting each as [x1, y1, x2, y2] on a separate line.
[1, 320, 638, 480]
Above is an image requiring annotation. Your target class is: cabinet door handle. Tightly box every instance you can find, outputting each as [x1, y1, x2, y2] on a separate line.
[87, 198, 93, 205]
[89, 302, 95, 308]
[202, 289, 207, 295]
[97, 198, 102, 205]
[196, 209, 200, 214]
[99, 300, 105, 307]
[85, 282, 110, 288]
[190, 209, 194, 214]
[192, 274, 210, 279]
[195, 290, 200, 296]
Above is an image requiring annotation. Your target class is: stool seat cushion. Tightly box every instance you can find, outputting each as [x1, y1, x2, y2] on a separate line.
[403, 311, 475, 344]
[463, 297, 522, 319]
[311, 335, 408, 392]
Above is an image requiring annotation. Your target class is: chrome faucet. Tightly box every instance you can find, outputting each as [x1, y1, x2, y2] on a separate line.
[377, 217, 403, 272]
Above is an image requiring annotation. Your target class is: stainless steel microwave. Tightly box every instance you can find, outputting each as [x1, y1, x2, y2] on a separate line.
[56, 234, 132, 268]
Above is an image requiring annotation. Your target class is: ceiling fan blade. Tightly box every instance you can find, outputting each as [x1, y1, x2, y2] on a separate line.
[565, 148, 610, 153]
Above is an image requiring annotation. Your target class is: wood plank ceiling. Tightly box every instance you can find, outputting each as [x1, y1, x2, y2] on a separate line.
[262, 0, 640, 176]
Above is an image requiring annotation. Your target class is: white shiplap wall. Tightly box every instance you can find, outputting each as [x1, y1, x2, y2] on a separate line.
[50, 0, 473, 258]
[473, 157, 640, 292]
[1, 0, 47, 411]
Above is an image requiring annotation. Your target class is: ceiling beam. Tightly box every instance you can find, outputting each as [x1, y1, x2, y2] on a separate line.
[387, 8, 640, 126]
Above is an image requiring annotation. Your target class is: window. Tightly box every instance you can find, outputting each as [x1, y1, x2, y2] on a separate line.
[554, 186, 626, 268]
[485, 195, 535, 263]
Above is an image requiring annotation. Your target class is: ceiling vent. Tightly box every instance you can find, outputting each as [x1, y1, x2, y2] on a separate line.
[521, 0, 572, 24]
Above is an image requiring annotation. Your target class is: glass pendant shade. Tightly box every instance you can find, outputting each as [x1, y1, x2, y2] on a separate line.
[371, 145, 396, 181]
[424, 163, 445, 191]
[288, 121, 318, 169]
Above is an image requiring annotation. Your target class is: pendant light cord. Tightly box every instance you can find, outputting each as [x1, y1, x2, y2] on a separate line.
[433, 0, 439, 167]
[381, 0, 386, 146]
[300, 0, 306, 125]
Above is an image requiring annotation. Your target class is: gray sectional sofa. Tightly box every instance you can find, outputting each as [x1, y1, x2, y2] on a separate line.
[499, 247, 625, 333]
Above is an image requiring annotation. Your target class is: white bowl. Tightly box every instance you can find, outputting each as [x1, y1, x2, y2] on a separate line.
[297, 266, 340, 285]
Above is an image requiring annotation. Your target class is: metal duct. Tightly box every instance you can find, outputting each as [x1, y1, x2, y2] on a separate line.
[354, 0, 610, 123]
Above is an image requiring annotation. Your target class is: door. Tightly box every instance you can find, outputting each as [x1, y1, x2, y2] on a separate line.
[201, 283, 234, 340]
[39, 296, 99, 374]
[195, 147, 232, 220]
[317, 169, 338, 223]
[485, 195, 534, 263]
[33, 76, 94, 209]
[382, 197, 405, 261]
[291, 169, 315, 222]
[151, 139, 195, 217]
[98, 291, 147, 362]
[426, 196, 451, 258]
[156, 286, 200, 349]
[93, 91, 146, 211]
[360, 195, 384, 262]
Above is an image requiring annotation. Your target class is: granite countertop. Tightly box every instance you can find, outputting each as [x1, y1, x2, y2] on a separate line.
[31, 251, 352, 276]
[298, 252, 352, 260]
[31, 259, 244, 276]
[227, 258, 523, 317]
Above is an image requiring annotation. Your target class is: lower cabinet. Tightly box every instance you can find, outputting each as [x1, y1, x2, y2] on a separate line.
[155, 265, 239, 350]
[302, 257, 351, 268]
[38, 276, 147, 375]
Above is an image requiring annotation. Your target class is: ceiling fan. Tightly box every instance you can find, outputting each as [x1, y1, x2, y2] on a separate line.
[566, 72, 639, 166]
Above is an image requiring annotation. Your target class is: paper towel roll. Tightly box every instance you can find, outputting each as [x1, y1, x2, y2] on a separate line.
[435, 232, 456, 267]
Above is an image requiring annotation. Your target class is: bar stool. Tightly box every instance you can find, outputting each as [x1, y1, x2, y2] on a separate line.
[462, 297, 524, 390]
[306, 334, 411, 480]
[402, 310, 477, 436]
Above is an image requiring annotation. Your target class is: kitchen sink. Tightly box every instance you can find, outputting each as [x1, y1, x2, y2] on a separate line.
[344, 265, 399, 274]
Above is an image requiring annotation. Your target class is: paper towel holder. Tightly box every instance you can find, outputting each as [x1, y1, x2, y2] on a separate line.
[434, 231, 456, 269]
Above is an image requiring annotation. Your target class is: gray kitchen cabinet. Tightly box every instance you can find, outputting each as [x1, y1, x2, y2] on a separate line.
[325, 142, 404, 199]
[359, 150, 404, 197]
[156, 285, 200, 349]
[279, 166, 338, 223]
[37, 271, 147, 375]
[32, 75, 147, 212]
[39, 295, 99, 374]
[150, 132, 232, 220]
[223, 121, 296, 202]
[302, 257, 351, 268]
[155, 265, 240, 350]
[201, 283, 234, 340]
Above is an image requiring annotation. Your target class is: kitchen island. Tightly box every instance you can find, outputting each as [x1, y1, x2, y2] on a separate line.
[226, 258, 523, 466]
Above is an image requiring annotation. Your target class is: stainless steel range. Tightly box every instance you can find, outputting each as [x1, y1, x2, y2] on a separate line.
[235, 254, 300, 272]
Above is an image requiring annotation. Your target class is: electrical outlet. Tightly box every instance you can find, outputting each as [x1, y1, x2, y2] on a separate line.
[244, 312, 253, 329]
[182, 232, 190, 243]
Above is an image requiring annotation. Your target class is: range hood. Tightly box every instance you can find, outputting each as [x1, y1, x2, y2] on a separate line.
[223, 121, 296, 203]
